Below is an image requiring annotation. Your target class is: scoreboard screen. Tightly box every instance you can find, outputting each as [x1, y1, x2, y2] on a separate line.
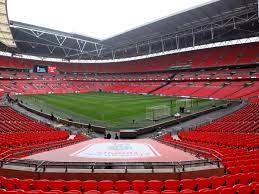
[33, 65, 57, 74]
[48, 66, 57, 74]
[33, 65, 48, 73]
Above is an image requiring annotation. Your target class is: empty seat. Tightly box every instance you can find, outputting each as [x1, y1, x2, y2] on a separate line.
[98, 180, 113, 192]
[24, 191, 44, 194]
[32, 179, 50, 191]
[161, 190, 178, 194]
[83, 190, 101, 194]
[210, 176, 226, 189]
[41, 192, 60, 194]
[198, 189, 218, 194]
[225, 175, 239, 187]
[217, 187, 235, 194]
[103, 190, 120, 194]
[64, 191, 81, 194]
[238, 173, 253, 185]
[142, 190, 160, 194]
[2, 191, 19, 194]
[181, 179, 197, 191]
[2, 178, 19, 190]
[180, 189, 196, 193]
[48, 190, 63, 194]
[253, 184, 259, 194]
[196, 178, 211, 190]
[16, 179, 33, 191]
[236, 185, 253, 194]
[115, 180, 130, 193]
[148, 180, 163, 191]
[132, 180, 146, 192]
[65, 180, 81, 191]
[164, 180, 180, 191]
[49, 180, 65, 191]
[82, 180, 98, 192]
[123, 190, 140, 194]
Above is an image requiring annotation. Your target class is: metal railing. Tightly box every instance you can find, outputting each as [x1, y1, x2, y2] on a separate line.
[0, 158, 221, 173]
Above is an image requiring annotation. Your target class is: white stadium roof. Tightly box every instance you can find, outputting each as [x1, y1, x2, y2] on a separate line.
[0, 0, 16, 47]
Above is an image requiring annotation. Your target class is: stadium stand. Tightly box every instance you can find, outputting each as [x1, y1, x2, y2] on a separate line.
[0, 42, 258, 72]
[1, 62, 258, 99]
[0, 0, 258, 193]
[0, 99, 257, 193]
[0, 106, 86, 160]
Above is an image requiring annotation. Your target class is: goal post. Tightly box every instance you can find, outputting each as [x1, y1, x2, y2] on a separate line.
[146, 105, 171, 121]
[176, 98, 194, 108]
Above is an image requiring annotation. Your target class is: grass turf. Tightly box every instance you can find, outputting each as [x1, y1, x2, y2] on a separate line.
[17, 92, 223, 130]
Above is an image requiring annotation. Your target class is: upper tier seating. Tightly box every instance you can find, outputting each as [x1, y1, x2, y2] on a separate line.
[0, 42, 257, 72]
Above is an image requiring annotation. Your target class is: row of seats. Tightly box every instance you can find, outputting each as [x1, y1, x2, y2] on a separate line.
[1, 78, 258, 100]
[153, 81, 259, 99]
[0, 173, 258, 193]
[1, 66, 257, 82]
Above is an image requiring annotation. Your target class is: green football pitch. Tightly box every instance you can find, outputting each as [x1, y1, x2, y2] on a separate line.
[17, 92, 224, 130]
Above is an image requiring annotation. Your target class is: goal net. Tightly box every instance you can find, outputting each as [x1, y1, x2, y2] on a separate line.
[146, 105, 170, 121]
[176, 99, 194, 108]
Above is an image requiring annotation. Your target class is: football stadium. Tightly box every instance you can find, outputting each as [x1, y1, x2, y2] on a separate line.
[0, 0, 258, 194]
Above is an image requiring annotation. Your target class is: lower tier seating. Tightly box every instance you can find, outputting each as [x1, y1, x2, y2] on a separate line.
[0, 173, 258, 194]
[0, 106, 87, 160]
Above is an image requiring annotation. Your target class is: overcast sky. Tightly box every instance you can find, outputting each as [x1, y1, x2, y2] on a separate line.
[8, 0, 213, 40]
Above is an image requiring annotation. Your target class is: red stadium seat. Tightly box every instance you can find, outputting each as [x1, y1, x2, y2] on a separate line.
[198, 189, 219, 194]
[2, 178, 19, 190]
[16, 179, 33, 191]
[236, 185, 253, 194]
[210, 176, 226, 189]
[115, 180, 130, 193]
[181, 179, 197, 191]
[98, 180, 113, 192]
[142, 190, 160, 194]
[83, 190, 101, 194]
[103, 190, 120, 194]
[147, 180, 163, 191]
[123, 190, 140, 194]
[49, 180, 65, 191]
[161, 190, 178, 194]
[64, 192, 81, 194]
[132, 180, 146, 192]
[218, 188, 235, 194]
[254, 184, 259, 194]
[225, 175, 239, 187]
[24, 192, 43, 194]
[65, 180, 81, 191]
[49, 190, 63, 194]
[82, 180, 98, 192]
[164, 180, 180, 191]
[32, 179, 50, 191]
[196, 178, 211, 190]
[238, 173, 253, 185]
[2, 191, 19, 194]
[180, 189, 196, 193]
